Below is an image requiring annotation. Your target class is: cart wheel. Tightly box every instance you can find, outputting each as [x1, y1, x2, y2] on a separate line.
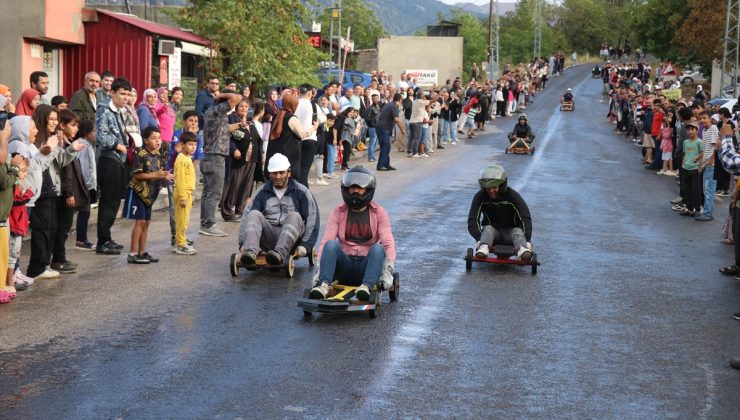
[530, 147, 536, 155]
[303, 311, 313, 318]
[465, 247, 474, 271]
[389, 272, 400, 302]
[370, 293, 381, 318]
[531, 254, 538, 275]
[229, 253, 239, 277]
[308, 249, 317, 267]
[286, 255, 295, 278]
[504, 148, 509, 154]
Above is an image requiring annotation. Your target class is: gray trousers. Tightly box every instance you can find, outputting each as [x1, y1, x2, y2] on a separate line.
[200, 153, 226, 228]
[480, 225, 526, 251]
[242, 210, 304, 259]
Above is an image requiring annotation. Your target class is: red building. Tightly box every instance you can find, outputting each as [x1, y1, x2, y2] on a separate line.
[63, 9, 213, 102]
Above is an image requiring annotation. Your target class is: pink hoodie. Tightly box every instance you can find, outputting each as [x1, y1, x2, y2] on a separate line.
[318, 201, 396, 261]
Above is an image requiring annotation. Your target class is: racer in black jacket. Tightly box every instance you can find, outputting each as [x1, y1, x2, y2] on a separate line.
[467, 164, 533, 260]
[508, 114, 535, 148]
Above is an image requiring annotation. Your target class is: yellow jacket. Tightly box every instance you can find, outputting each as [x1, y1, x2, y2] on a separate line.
[173, 154, 195, 201]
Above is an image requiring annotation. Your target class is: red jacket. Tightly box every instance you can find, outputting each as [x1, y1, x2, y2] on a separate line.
[651, 110, 664, 138]
[10, 186, 33, 236]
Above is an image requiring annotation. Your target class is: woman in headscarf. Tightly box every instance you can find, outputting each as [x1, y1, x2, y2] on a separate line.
[220, 99, 263, 222]
[136, 88, 160, 131]
[15, 89, 41, 117]
[155, 87, 176, 142]
[265, 90, 317, 178]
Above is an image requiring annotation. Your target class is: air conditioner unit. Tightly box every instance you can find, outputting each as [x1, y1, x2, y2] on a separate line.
[158, 40, 176, 56]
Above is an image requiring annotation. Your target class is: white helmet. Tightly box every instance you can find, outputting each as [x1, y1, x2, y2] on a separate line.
[267, 153, 291, 172]
[567, 88, 572, 91]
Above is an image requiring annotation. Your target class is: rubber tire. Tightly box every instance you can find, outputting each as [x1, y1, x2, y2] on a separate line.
[389, 272, 400, 302]
[466, 247, 474, 272]
[531, 254, 538, 275]
[505, 148, 509, 154]
[530, 147, 535, 155]
[286, 255, 295, 278]
[308, 249, 316, 267]
[229, 253, 239, 277]
[369, 292, 380, 318]
[303, 311, 313, 318]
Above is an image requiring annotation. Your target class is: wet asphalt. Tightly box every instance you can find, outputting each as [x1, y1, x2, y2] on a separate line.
[1, 66, 740, 418]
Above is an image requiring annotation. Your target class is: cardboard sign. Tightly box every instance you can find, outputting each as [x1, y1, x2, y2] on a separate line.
[662, 88, 682, 100]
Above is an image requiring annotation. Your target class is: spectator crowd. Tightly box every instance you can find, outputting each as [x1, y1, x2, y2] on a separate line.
[0, 54, 564, 304]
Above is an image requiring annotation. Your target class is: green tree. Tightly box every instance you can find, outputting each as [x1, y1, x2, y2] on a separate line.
[498, 0, 570, 65]
[629, 0, 688, 60]
[172, 0, 323, 87]
[448, 9, 488, 77]
[314, 0, 387, 50]
[560, 0, 613, 54]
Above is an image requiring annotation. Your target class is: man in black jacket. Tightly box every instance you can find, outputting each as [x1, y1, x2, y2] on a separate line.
[467, 164, 532, 260]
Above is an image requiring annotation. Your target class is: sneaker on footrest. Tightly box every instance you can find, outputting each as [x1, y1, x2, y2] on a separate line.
[475, 244, 489, 258]
[355, 284, 371, 301]
[309, 282, 330, 299]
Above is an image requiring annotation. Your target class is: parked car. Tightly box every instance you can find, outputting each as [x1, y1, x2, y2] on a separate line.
[679, 66, 706, 85]
[317, 69, 372, 92]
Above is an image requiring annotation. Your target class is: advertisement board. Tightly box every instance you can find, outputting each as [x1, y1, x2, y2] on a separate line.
[405, 69, 438, 86]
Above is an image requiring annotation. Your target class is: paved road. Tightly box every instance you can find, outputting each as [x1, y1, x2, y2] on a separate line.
[2, 66, 739, 418]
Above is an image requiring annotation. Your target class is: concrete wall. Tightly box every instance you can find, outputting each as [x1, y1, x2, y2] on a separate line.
[0, 0, 84, 98]
[377, 36, 463, 87]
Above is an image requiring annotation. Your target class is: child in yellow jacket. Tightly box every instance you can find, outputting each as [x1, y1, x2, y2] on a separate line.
[173, 132, 198, 255]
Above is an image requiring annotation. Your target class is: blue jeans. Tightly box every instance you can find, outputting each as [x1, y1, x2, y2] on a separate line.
[376, 127, 391, 169]
[421, 126, 430, 149]
[319, 240, 385, 286]
[367, 127, 377, 160]
[326, 144, 337, 175]
[702, 165, 716, 216]
[440, 119, 450, 144]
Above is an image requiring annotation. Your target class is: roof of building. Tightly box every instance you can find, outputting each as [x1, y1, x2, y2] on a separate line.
[96, 9, 208, 46]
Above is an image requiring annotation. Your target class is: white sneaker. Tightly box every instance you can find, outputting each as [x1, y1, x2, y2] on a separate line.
[15, 271, 34, 285]
[326, 173, 338, 179]
[429, 149, 435, 153]
[451, 141, 457, 145]
[35, 268, 60, 280]
[308, 179, 315, 185]
[412, 154, 420, 158]
[355, 284, 371, 301]
[656, 170, 665, 175]
[309, 281, 330, 299]
[421, 153, 430, 158]
[315, 179, 329, 186]
[475, 244, 489, 257]
[517, 246, 533, 261]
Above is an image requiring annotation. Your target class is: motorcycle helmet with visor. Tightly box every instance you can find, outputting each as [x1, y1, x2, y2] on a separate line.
[341, 166, 377, 209]
[478, 164, 508, 191]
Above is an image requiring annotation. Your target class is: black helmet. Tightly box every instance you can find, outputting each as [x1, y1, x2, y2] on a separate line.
[341, 165, 376, 209]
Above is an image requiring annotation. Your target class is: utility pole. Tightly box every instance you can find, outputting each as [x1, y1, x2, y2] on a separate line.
[487, 0, 500, 81]
[336, 0, 343, 70]
[533, 0, 542, 60]
[721, 0, 740, 98]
